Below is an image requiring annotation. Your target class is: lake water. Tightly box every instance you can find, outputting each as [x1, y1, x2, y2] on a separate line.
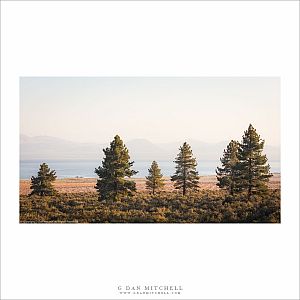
[20, 160, 281, 179]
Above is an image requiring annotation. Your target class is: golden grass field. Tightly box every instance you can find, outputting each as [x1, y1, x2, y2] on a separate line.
[20, 173, 280, 195]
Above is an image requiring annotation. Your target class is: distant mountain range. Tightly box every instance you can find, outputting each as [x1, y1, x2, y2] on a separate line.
[20, 134, 280, 162]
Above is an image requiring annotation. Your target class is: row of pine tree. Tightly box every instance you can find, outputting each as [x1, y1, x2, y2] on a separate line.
[29, 124, 272, 201]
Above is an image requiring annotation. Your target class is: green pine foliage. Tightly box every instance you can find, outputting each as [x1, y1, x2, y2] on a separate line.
[216, 140, 240, 196]
[171, 142, 199, 195]
[236, 124, 272, 200]
[95, 135, 138, 201]
[145, 161, 165, 195]
[29, 163, 57, 196]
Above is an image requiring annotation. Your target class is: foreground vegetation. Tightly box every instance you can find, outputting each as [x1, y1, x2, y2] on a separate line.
[20, 189, 280, 223]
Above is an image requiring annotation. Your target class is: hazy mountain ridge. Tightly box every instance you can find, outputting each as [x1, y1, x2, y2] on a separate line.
[20, 135, 280, 161]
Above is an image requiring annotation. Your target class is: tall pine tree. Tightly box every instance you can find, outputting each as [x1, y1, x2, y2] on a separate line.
[29, 163, 57, 196]
[236, 124, 272, 200]
[216, 140, 239, 196]
[95, 135, 138, 201]
[145, 161, 164, 195]
[171, 142, 199, 195]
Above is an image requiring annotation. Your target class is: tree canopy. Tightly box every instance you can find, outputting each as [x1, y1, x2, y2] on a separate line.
[236, 124, 272, 200]
[29, 163, 57, 196]
[171, 142, 199, 195]
[145, 161, 164, 195]
[216, 140, 240, 196]
[95, 135, 138, 201]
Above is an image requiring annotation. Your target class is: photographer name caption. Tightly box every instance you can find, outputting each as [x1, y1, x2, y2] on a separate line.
[117, 285, 183, 295]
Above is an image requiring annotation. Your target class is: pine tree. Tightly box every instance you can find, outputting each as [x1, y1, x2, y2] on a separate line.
[236, 124, 272, 200]
[145, 161, 165, 195]
[29, 163, 57, 196]
[216, 140, 239, 196]
[95, 135, 138, 201]
[171, 142, 199, 195]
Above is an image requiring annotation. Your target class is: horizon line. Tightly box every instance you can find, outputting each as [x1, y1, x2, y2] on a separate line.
[20, 133, 280, 148]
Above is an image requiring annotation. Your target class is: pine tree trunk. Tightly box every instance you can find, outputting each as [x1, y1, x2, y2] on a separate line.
[183, 164, 186, 196]
[248, 186, 252, 201]
[230, 173, 234, 196]
[115, 180, 118, 200]
[248, 156, 252, 201]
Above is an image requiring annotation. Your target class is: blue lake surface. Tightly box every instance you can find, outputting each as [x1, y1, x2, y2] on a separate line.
[20, 160, 280, 179]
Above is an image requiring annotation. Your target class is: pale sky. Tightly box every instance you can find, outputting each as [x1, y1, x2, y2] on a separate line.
[20, 77, 280, 146]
